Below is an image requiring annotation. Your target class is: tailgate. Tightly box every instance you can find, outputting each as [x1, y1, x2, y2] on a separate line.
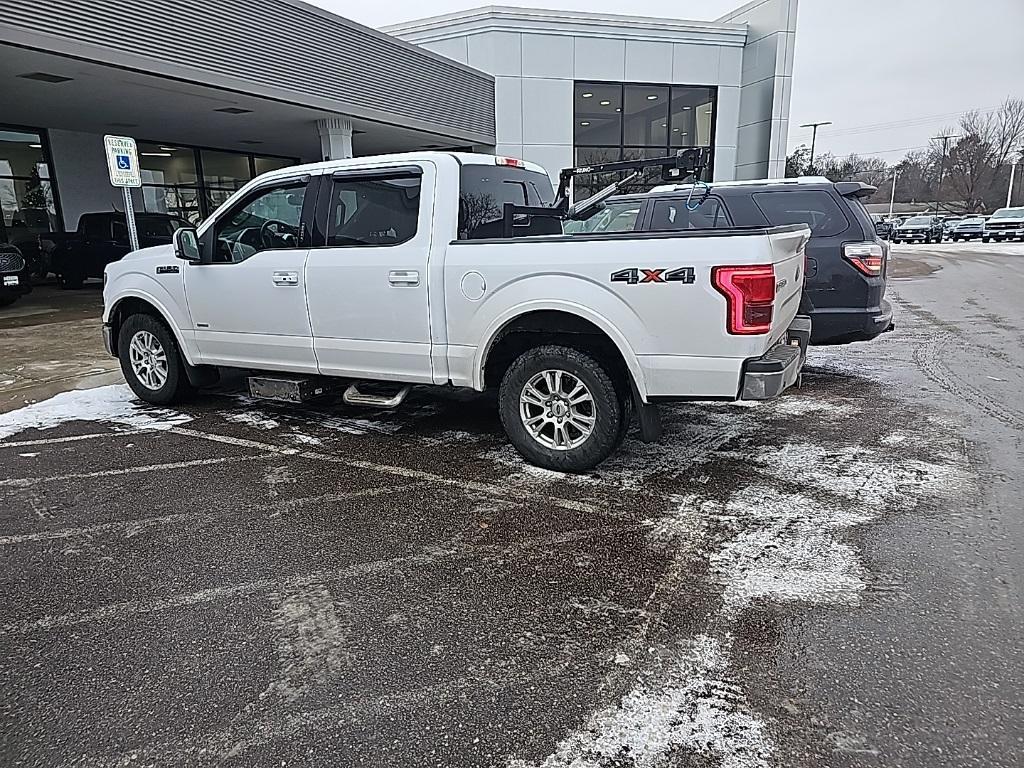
[767, 226, 809, 344]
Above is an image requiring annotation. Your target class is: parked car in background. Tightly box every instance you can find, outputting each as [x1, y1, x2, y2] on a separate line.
[43, 212, 188, 289]
[949, 216, 986, 241]
[567, 176, 892, 346]
[942, 216, 964, 239]
[983, 207, 1024, 242]
[892, 215, 943, 243]
[872, 215, 902, 240]
[0, 244, 32, 308]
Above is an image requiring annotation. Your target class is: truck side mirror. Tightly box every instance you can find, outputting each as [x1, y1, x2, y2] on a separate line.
[173, 227, 201, 262]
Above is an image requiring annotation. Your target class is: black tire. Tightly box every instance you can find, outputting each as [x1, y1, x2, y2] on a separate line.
[982, 237, 990, 243]
[892, 239, 900, 244]
[117, 313, 192, 405]
[0, 291, 19, 308]
[498, 345, 625, 473]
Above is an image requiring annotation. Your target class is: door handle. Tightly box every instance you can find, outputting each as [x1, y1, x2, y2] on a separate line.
[388, 270, 420, 287]
[272, 271, 299, 286]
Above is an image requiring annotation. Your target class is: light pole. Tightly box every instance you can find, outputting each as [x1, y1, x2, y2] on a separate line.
[932, 133, 960, 215]
[1008, 161, 1018, 208]
[800, 121, 832, 175]
[888, 169, 899, 220]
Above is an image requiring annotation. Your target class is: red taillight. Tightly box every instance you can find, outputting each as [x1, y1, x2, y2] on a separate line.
[495, 156, 526, 168]
[843, 242, 885, 276]
[712, 264, 776, 335]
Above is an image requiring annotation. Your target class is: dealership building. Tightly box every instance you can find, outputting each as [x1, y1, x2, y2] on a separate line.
[0, 0, 797, 245]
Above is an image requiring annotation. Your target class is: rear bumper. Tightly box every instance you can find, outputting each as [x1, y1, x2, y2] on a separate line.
[810, 299, 893, 345]
[740, 315, 811, 400]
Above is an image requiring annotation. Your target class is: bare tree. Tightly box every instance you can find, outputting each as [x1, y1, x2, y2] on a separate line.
[944, 98, 1024, 211]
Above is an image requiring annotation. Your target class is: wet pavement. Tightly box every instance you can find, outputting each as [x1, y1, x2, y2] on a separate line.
[0, 243, 1021, 767]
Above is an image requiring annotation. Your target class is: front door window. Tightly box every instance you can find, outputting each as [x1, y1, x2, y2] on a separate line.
[211, 182, 306, 263]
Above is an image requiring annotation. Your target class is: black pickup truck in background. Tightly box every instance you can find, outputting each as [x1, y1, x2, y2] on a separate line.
[42, 212, 188, 289]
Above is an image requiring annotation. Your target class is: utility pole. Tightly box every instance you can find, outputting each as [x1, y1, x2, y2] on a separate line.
[1008, 161, 1018, 208]
[800, 121, 832, 175]
[888, 169, 899, 219]
[932, 133, 960, 215]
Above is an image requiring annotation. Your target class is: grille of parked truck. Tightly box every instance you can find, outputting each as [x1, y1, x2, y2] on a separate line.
[101, 151, 811, 472]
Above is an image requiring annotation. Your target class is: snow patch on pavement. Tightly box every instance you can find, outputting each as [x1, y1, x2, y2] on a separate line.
[511, 634, 772, 768]
[769, 397, 855, 417]
[0, 384, 190, 440]
[223, 410, 280, 430]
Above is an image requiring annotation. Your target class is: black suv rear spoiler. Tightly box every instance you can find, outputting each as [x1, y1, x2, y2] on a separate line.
[834, 181, 876, 199]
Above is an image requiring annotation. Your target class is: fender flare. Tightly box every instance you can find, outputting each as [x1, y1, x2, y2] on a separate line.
[107, 290, 197, 366]
[474, 299, 649, 399]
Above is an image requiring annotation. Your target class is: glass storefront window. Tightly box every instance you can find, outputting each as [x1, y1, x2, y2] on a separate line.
[0, 127, 61, 257]
[623, 85, 669, 147]
[138, 143, 199, 186]
[254, 156, 297, 175]
[201, 149, 252, 190]
[574, 83, 623, 147]
[574, 81, 717, 191]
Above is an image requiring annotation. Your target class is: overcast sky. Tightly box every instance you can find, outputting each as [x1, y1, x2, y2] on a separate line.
[315, 0, 1024, 161]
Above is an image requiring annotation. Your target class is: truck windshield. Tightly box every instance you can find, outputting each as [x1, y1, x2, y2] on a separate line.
[992, 207, 1024, 218]
[458, 164, 559, 239]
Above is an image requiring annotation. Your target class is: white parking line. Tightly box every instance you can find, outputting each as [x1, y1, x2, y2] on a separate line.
[0, 453, 273, 488]
[0, 430, 150, 449]
[1, 524, 629, 636]
[169, 425, 600, 515]
[0, 482, 423, 547]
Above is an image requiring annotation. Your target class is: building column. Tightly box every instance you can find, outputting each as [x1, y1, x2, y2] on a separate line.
[316, 117, 354, 160]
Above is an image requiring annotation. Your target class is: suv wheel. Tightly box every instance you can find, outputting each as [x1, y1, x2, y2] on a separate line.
[498, 345, 624, 473]
[118, 313, 191, 405]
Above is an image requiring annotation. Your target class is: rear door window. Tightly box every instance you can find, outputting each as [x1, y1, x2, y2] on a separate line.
[649, 197, 732, 230]
[327, 173, 421, 247]
[752, 190, 850, 237]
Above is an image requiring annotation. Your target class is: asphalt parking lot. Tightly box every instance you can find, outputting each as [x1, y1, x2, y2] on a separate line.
[1, 242, 1022, 768]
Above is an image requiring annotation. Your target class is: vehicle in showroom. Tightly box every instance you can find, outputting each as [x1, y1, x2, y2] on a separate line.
[102, 151, 811, 472]
[44, 211, 188, 289]
[892, 215, 943, 243]
[983, 207, 1024, 242]
[949, 216, 987, 241]
[566, 176, 892, 346]
[0, 243, 32, 308]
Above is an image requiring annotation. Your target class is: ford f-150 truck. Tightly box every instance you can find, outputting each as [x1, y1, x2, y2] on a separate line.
[102, 152, 810, 471]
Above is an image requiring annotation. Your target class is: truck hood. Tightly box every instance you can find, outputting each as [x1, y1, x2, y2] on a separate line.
[122, 244, 174, 261]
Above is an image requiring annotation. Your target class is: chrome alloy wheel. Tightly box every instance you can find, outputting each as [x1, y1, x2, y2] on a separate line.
[519, 369, 596, 450]
[128, 329, 169, 390]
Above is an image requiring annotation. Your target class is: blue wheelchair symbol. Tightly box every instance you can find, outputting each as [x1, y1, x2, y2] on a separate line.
[116, 154, 131, 170]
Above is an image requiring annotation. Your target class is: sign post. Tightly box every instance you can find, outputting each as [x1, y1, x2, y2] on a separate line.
[103, 135, 142, 252]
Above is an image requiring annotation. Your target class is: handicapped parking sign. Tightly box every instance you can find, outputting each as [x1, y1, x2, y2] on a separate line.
[103, 135, 141, 187]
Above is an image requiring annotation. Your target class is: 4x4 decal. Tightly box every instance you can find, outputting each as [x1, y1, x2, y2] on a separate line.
[610, 267, 695, 285]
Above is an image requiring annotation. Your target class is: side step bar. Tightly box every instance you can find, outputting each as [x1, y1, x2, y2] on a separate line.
[343, 383, 410, 409]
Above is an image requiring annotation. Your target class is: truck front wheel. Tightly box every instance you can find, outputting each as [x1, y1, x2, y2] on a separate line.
[498, 345, 625, 473]
[118, 313, 191, 405]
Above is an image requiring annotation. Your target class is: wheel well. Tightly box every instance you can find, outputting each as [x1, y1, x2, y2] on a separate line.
[483, 310, 632, 391]
[108, 297, 169, 356]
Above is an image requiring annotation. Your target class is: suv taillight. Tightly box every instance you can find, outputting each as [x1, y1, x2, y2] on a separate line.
[843, 242, 885, 276]
[712, 264, 776, 335]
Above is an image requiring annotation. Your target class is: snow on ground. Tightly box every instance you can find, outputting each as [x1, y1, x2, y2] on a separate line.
[0, 384, 191, 440]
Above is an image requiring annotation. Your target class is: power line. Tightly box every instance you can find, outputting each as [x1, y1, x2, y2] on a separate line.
[788, 105, 1000, 140]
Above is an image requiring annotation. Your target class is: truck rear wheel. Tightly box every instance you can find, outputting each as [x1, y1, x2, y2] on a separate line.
[118, 313, 191, 405]
[498, 345, 624, 473]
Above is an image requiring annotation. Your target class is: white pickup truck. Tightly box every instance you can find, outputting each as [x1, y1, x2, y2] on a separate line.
[102, 152, 810, 471]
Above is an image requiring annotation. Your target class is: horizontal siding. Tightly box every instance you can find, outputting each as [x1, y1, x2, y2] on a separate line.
[1, 0, 495, 140]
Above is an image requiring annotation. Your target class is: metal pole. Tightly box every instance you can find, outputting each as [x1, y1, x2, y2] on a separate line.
[888, 170, 898, 219]
[1008, 162, 1017, 208]
[800, 121, 832, 175]
[122, 187, 140, 252]
[932, 134, 960, 215]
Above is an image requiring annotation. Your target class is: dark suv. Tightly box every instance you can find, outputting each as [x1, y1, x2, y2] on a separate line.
[565, 178, 892, 345]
